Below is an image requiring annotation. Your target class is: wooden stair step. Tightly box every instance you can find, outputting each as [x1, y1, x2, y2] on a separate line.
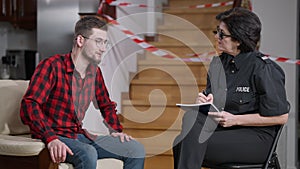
[144, 154, 174, 169]
[146, 43, 215, 57]
[150, 40, 213, 48]
[122, 127, 180, 155]
[130, 78, 205, 85]
[122, 99, 196, 108]
[157, 30, 215, 46]
[129, 79, 205, 103]
[164, 0, 232, 14]
[132, 67, 207, 81]
[158, 21, 215, 30]
[121, 98, 190, 108]
[157, 26, 215, 39]
[167, 0, 233, 7]
[164, 6, 230, 14]
[121, 103, 183, 129]
[162, 13, 219, 29]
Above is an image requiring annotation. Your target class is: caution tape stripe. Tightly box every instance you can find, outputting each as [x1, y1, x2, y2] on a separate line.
[108, 1, 233, 9]
[104, 15, 298, 65]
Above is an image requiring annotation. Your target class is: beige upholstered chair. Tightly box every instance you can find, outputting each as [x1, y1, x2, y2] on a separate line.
[0, 80, 123, 169]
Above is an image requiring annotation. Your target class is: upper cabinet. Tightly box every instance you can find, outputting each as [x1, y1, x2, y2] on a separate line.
[0, 0, 36, 30]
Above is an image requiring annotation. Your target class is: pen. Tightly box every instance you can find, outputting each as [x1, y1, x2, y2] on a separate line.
[202, 90, 208, 96]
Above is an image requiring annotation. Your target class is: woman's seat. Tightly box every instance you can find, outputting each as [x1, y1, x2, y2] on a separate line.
[203, 125, 284, 169]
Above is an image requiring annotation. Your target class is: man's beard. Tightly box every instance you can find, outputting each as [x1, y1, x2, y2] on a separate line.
[82, 50, 101, 65]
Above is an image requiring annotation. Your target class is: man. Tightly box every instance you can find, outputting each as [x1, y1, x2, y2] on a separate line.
[20, 16, 145, 169]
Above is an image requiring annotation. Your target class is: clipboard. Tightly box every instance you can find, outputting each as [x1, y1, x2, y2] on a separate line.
[176, 102, 220, 114]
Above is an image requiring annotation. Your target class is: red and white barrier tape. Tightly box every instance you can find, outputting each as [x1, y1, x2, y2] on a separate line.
[105, 15, 299, 65]
[264, 54, 300, 65]
[107, 1, 233, 9]
[101, 5, 297, 65]
[104, 15, 178, 60]
[109, 1, 148, 8]
[189, 52, 300, 65]
[188, 1, 233, 9]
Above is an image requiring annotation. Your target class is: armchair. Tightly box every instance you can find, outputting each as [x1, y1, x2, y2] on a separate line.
[0, 80, 123, 169]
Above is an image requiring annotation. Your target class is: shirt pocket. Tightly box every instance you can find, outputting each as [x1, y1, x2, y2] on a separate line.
[232, 93, 258, 113]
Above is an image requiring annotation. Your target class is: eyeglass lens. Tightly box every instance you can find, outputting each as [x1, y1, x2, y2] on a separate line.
[213, 26, 232, 40]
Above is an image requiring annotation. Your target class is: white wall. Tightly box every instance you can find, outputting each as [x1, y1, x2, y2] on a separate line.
[252, 0, 298, 168]
[0, 23, 37, 53]
[101, 0, 163, 112]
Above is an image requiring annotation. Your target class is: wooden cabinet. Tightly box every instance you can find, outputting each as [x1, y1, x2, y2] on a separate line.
[0, 0, 14, 21]
[0, 0, 36, 30]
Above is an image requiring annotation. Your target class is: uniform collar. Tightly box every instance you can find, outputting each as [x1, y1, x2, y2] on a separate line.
[226, 52, 253, 70]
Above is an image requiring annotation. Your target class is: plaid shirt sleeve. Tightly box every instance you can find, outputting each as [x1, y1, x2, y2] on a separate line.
[94, 68, 123, 132]
[20, 59, 58, 144]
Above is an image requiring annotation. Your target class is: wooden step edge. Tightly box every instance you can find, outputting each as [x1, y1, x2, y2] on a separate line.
[157, 26, 213, 31]
[164, 7, 230, 14]
[138, 59, 210, 66]
[130, 79, 205, 85]
[146, 150, 173, 156]
[158, 25, 216, 31]
[122, 99, 179, 106]
[149, 42, 213, 47]
[122, 123, 181, 131]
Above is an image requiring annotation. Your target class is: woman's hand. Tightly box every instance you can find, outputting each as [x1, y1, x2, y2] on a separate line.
[196, 92, 213, 104]
[208, 111, 237, 127]
[111, 132, 135, 142]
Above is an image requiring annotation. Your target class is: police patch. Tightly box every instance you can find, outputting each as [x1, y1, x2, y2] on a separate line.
[236, 86, 250, 93]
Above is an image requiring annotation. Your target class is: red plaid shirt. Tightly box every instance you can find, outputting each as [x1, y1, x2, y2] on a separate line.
[20, 53, 122, 144]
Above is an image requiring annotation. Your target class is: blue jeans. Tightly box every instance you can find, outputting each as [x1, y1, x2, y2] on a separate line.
[58, 134, 145, 169]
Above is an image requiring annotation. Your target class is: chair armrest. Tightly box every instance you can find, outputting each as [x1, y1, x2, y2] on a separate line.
[0, 134, 45, 156]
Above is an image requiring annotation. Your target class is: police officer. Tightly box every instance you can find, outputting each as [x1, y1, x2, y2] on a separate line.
[172, 7, 289, 169]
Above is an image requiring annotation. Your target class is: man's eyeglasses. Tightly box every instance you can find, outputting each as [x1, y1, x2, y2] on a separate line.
[82, 35, 109, 48]
[213, 26, 234, 40]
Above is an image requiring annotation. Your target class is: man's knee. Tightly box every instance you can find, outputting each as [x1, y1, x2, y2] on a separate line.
[131, 140, 145, 158]
[71, 144, 98, 166]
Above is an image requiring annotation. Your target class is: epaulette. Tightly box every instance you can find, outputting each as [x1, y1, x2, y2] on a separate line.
[257, 54, 272, 64]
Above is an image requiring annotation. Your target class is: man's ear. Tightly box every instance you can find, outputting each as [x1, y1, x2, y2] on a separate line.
[76, 35, 85, 47]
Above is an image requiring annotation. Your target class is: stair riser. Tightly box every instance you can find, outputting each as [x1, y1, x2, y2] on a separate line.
[145, 155, 174, 169]
[122, 129, 180, 155]
[136, 65, 208, 81]
[121, 106, 183, 129]
[169, 14, 218, 27]
[129, 84, 205, 102]
[162, 12, 219, 29]
[146, 46, 215, 58]
[168, 0, 233, 6]
[158, 31, 216, 46]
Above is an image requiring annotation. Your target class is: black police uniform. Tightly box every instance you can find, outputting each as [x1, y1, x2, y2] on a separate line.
[173, 51, 289, 169]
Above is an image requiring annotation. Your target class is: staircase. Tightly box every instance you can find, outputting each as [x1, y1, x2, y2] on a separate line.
[119, 1, 232, 169]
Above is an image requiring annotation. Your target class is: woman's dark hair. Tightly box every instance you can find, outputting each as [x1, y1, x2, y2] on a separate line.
[74, 16, 107, 38]
[216, 7, 261, 53]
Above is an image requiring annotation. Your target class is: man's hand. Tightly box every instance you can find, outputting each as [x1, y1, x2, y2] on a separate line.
[47, 139, 74, 163]
[111, 132, 134, 142]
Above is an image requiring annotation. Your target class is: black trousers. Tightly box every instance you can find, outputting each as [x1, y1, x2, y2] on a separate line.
[172, 110, 274, 169]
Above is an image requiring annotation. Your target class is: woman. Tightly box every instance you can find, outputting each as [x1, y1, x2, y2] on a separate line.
[172, 7, 289, 169]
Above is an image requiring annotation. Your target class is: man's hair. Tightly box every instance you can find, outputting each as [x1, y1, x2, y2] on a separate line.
[74, 16, 108, 38]
[216, 7, 261, 53]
